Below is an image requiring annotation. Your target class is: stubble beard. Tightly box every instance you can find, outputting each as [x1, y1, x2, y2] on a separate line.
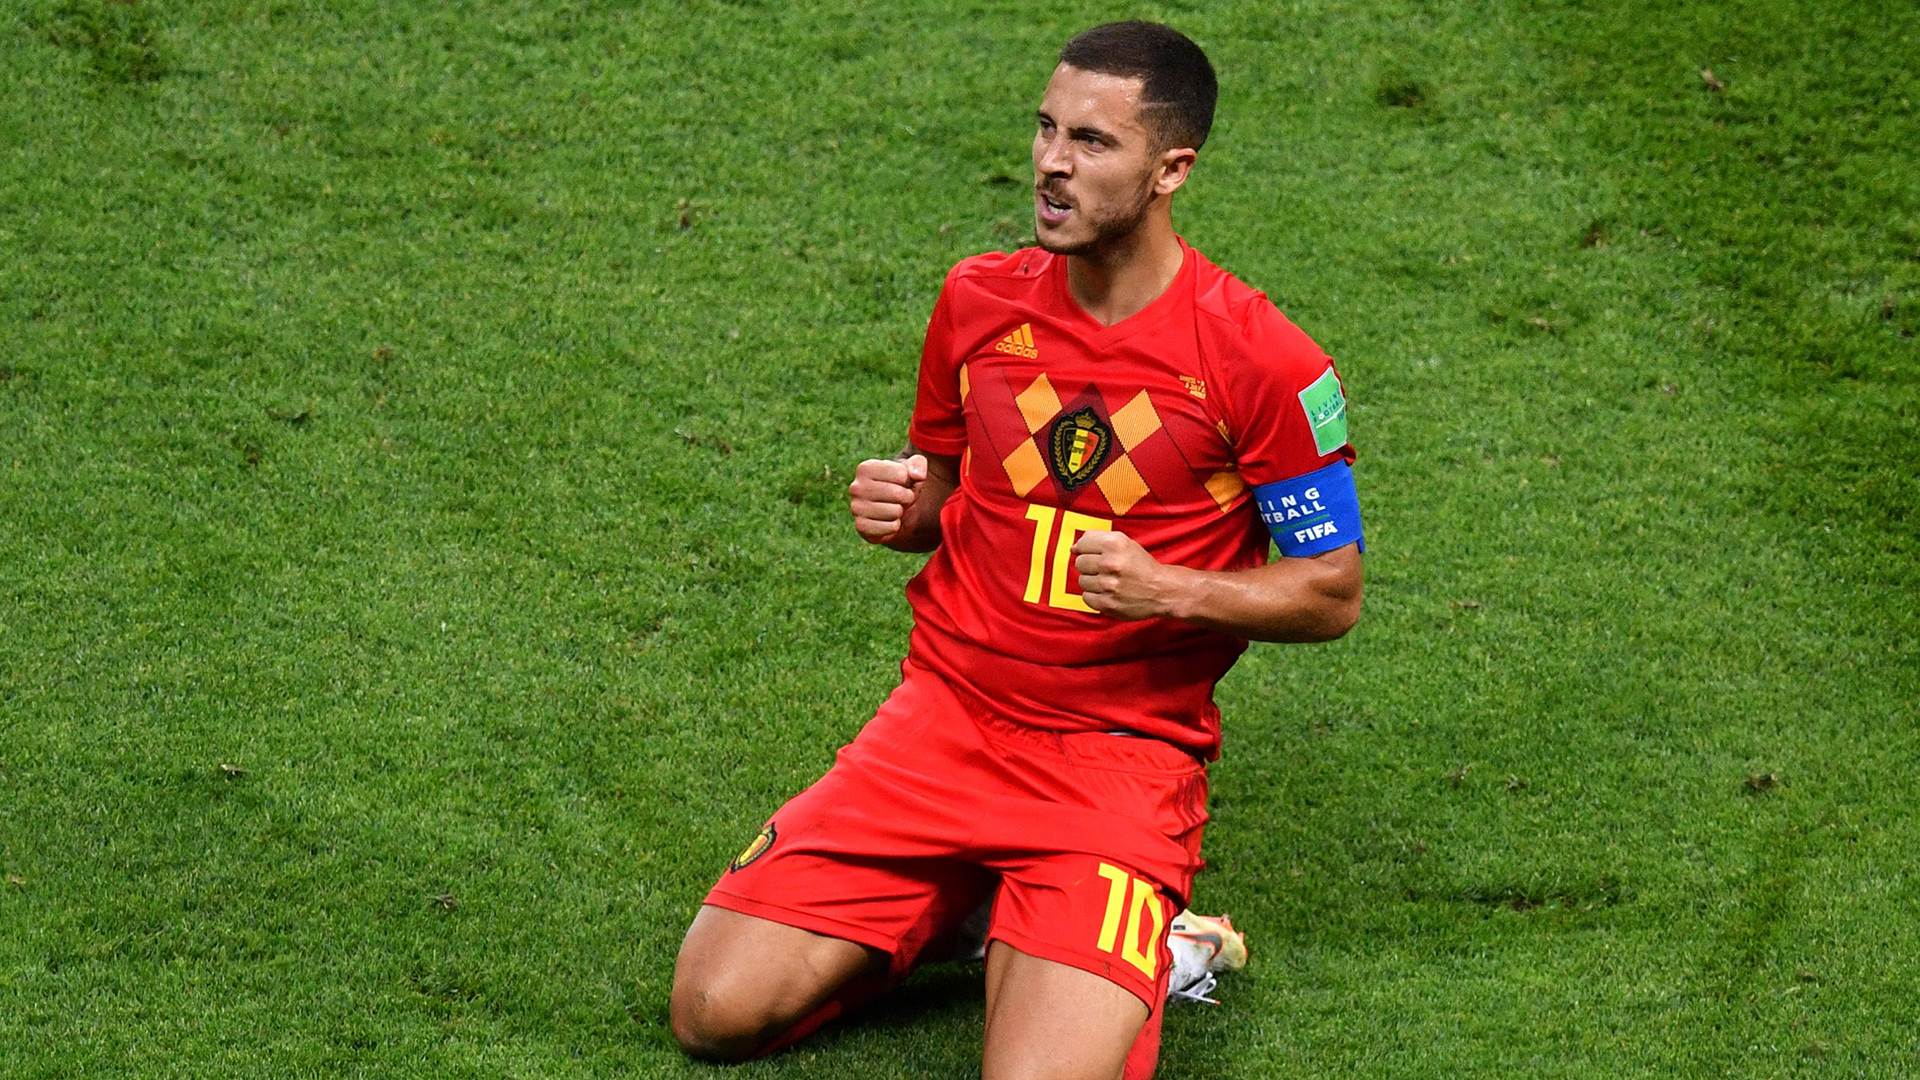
[1035, 177, 1159, 260]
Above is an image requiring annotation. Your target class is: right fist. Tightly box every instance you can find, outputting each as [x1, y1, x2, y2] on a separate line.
[848, 454, 930, 543]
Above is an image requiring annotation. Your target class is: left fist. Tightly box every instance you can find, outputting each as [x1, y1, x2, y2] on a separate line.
[1071, 530, 1172, 621]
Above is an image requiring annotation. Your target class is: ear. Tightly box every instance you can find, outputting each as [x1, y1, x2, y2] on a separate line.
[1152, 146, 1198, 197]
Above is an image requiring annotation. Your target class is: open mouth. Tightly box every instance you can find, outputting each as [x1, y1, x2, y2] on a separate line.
[1036, 190, 1073, 226]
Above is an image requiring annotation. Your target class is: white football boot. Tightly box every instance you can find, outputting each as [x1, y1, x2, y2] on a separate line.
[1165, 910, 1248, 1005]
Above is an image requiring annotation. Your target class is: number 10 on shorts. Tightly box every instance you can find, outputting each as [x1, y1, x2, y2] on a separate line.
[1023, 506, 1113, 612]
[1095, 863, 1165, 979]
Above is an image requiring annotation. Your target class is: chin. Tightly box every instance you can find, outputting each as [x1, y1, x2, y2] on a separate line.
[1034, 226, 1091, 257]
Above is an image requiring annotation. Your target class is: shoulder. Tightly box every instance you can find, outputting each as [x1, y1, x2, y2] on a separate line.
[1184, 249, 1355, 467]
[923, 250, 1052, 356]
[942, 247, 1055, 298]
[1189, 250, 1331, 384]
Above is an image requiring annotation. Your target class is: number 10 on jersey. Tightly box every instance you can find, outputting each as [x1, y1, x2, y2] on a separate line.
[1022, 505, 1113, 613]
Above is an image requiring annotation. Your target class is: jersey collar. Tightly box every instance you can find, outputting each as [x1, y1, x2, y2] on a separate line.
[1050, 236, 1197, 348]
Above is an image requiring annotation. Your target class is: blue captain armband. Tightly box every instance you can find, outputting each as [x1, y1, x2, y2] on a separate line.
[1253, 460, 1365, 557]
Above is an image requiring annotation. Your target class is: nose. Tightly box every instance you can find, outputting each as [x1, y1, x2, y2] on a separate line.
[1036, 131, 1071, 177]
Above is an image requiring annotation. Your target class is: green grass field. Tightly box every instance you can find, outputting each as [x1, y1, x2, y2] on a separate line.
[2, 0, 1915, 1076]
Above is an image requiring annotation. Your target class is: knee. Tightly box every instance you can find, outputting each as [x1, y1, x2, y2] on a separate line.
[669, 976, 777, 1062]
[670, 905, 880, 1060]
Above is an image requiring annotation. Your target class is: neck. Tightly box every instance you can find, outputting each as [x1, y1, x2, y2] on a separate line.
[1065, 207, 1185, 327]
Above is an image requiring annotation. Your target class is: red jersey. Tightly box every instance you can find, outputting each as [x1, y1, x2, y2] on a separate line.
[905, 240, 1354, 761]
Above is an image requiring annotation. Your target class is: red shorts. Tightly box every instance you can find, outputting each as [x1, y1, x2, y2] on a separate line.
[705, 659, 1210, 1012]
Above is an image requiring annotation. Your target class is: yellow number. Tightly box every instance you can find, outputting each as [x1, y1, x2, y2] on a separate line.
[1095, 863, 1130, 952]
[1023, 505, 1054, 604]
[1093, 862, 1164, 979]
[1021, 506, 1114, 612]
[1121, 877, 1164, 978]
[1050, 510, 1108, 612]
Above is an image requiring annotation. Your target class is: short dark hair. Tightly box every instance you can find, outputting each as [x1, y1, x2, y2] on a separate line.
[1058, 21, 1217, 151]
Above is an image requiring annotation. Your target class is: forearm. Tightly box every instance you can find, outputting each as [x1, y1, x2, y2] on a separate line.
[1158, 548, 1362, 643]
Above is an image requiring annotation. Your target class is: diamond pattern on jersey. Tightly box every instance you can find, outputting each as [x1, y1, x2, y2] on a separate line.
[972, 352, 1245, 521]
[1109, 389, 1163, 452]
[1203, 470, 1247, 512]
[1096, 454, 1150, 514]
[987, 374, 1170, 517]
[1015, 373, 1062, 434]
[1002, 440, 1048, 497]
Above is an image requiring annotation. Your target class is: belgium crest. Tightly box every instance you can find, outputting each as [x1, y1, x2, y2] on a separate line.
[1047, 407, 1112, 490]
[729, 821, 777, 872]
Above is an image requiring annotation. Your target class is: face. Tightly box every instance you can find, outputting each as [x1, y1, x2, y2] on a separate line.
[1032, 64, 1188, 257]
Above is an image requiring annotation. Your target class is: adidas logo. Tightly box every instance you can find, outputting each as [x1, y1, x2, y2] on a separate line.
[994, 323, 1039, 360]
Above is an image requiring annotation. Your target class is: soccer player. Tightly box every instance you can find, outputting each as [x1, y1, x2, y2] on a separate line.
[670, 21, 1363, 1080]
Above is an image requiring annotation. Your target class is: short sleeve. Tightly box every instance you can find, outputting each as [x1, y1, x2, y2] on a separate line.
[1215, 301, 1355, 488]
[907, 269, 967, 457]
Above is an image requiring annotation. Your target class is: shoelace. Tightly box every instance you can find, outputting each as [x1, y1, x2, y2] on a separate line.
[1166, 971, 1220, 1005]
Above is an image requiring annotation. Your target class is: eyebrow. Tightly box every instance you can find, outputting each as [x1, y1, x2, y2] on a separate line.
[1036, 110, 1121, 145]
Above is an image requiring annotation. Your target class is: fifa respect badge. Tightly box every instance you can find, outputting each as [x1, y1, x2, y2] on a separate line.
[1297, 369, 1349, 456]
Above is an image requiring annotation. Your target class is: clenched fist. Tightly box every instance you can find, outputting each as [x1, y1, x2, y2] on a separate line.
[848, 454, 932, 544]
[1072, 530, 1177, 620]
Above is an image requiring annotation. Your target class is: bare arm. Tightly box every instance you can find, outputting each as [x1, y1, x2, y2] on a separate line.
[846, 445, 961, 553]
[1072, 532, 1362, 643]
